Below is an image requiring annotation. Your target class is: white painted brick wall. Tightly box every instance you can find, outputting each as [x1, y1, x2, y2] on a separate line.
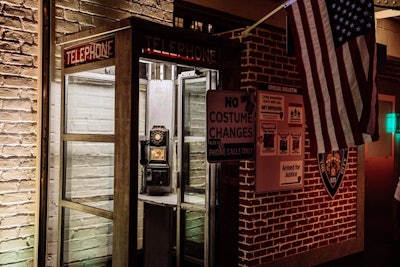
[63, 209, 112, 265]
[48, 79, 61, 266]
[0, 0, 38, 265]
[65, 81, 114, 134]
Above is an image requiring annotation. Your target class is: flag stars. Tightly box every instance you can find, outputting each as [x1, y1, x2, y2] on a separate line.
[327, 0, 374, 47]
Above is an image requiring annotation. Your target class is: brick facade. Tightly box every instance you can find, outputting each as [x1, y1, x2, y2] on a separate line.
[378, 56, 400, 84]
[55, 0, 173, 38]
[220, 26, 361, 266]
[0, 0, 38, 266]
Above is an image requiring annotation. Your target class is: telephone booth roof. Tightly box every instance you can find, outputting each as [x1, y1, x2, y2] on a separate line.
[57, 16, 243, 70]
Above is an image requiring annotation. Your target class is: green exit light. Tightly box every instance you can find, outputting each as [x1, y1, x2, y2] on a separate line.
[386, 112, 399, 133]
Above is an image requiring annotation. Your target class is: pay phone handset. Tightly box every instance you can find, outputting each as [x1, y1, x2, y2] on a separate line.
[140, 125, 171, 195]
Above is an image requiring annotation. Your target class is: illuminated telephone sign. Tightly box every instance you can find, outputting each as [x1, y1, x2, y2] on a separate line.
[64, 37, 115, 68]
[143, 35, 220, 65]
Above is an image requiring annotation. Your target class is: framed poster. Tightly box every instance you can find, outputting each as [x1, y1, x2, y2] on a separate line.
[255, 83, 305, 193]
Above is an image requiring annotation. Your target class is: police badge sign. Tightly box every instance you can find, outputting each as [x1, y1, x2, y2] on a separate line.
[318, 148, 348, 198]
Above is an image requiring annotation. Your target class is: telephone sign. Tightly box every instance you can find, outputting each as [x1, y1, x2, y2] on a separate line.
[64, 37, 115, 68]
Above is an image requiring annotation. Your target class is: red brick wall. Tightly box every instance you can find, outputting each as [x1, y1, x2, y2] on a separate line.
[378, 56, 400, 84]
[238, 149, 359, 266]
[221, 26, 360, 267]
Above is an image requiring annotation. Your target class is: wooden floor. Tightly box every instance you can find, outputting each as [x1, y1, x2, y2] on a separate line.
[316, 208, 400, 267]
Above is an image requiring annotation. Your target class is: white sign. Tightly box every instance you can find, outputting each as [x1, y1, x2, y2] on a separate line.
[280, 160, 303, 186]
[206, 91, 255, 162]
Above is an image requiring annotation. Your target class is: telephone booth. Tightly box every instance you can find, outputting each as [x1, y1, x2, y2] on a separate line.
[57, 17, 241, 267]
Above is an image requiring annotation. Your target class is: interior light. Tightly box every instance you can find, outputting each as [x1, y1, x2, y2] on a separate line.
[386, 112, 400, 133]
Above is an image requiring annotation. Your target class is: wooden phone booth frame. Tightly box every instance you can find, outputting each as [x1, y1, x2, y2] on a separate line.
[58, 17, 242, 267]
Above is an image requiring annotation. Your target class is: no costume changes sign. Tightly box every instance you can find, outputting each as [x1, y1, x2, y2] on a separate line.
[206, 91, 255, 162]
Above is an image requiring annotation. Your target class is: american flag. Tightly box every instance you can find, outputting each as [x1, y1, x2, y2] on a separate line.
[286, 0, 379, 154]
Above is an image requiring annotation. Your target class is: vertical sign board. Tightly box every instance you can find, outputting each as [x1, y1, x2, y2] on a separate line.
[256, 84, 305, 193]
[206, 91, 255, 162]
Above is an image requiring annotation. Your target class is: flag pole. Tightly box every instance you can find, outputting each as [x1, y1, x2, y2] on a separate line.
[241, 0, 297, 38]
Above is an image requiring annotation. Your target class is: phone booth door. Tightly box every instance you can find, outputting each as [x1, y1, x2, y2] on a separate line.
[137, 63, 218, 267]
[177, 71, 218, 267]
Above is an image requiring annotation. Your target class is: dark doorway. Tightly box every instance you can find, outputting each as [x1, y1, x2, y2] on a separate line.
[365, 95, 395, 243]
[363, 94, 397, 266]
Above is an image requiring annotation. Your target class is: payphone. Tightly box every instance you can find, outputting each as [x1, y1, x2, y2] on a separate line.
[140, 125, 171, 195]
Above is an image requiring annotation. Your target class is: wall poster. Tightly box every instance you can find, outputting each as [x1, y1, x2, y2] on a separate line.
[256, 83, 305, 193]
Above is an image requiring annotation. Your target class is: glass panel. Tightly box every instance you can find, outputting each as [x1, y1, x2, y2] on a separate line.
[183, 78, 206, 137]
[182, 210, 205, 265]
[182, 141, 206, 205]
[63, 208, 113, 266]
[65, 141, 114, 212]
[182, 78, 207, 206]
[138, 82, 147, 250]
[65, 66, 115, 134]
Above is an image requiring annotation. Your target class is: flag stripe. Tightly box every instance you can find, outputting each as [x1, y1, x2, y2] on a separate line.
[291, 1, 326, 152]
[296, 0, 343, 151]
[337, 43, 364, 146]
[306, 1, 337, 151]
[368, 45, 378, 136]
[360, 33, 378, 134]
[314, 1, 349, 150]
